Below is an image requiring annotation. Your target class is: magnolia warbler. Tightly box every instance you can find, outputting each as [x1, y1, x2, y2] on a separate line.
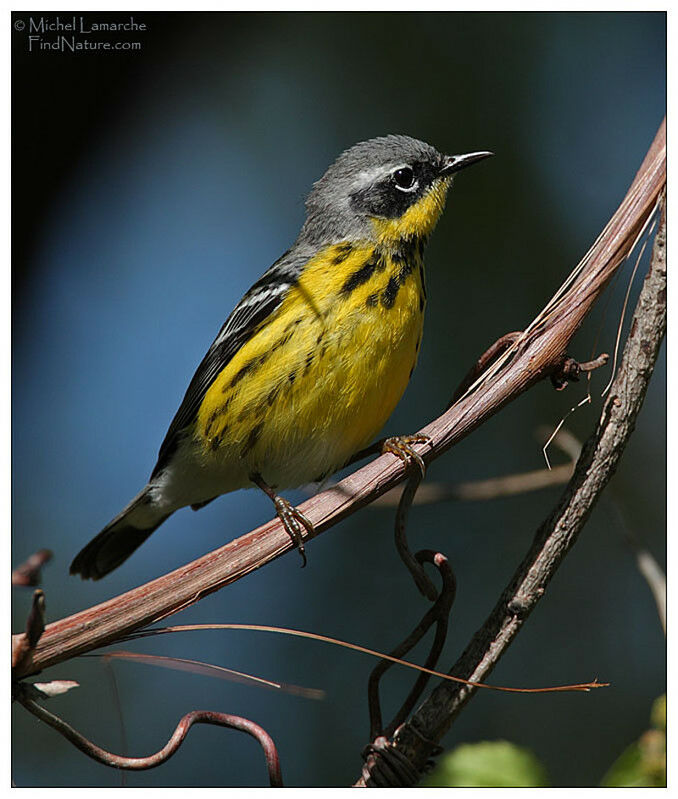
[71, 135, 492, 580]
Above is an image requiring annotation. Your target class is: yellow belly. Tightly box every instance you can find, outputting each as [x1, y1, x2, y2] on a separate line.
[194, 241, 426, 488]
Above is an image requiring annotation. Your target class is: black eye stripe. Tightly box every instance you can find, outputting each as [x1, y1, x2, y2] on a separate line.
[349, 159, 441, 219]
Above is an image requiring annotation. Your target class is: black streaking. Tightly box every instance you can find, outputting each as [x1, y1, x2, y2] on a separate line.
[366, 292, 379, 307]
[397, 260, 414, 283]
[151, 247, 311, 478]
[273, 330, 294, 350]
[340, 253, 385, 295]
[284, 316, 303, 331]
[381, 276, 400, 309]
[419, 262, 427, 300]
[228, 321, 297, 392]
[229, 352, 268, 388]
[332, 243, 353, 264]
[240, 423, 263, 458]
[379, 238, 422, 310]
[267, 385, 281, 406]
[391, 236, 420, 266]
[205, 398, 231, 436]
[288, 370, 297, 384]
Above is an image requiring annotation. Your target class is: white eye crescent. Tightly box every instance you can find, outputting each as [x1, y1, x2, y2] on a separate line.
[392, 166, 418, 192]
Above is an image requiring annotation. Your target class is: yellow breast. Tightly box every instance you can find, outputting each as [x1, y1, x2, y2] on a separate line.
[194, 240, 426, 488]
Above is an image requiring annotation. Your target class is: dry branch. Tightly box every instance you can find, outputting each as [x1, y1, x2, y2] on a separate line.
[12, 120, 666, 681]
[15, 690, 283, 786]
[356, 190, 666, 785]
[12, 549, 53, 587]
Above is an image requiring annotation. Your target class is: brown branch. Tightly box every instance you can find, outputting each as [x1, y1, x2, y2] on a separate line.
[356, 191, 666, 785]
[12, 549, 53, 587]
[13, 590, 47, 675]
[11, 119, 665, 682]
[15, 689, 283, 787]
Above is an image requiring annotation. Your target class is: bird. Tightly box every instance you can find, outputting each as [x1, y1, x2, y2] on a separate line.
[70, 135, 492, 580]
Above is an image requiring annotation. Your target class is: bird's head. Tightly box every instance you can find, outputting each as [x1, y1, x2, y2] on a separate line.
[299, 135, 492, 246]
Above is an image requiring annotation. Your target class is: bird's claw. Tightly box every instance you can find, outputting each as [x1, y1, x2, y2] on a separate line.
[273, 496, 313, 567]
[382, 434, 431, 479]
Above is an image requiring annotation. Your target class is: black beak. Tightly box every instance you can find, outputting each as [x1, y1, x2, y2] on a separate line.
[440, 151, 494, 176]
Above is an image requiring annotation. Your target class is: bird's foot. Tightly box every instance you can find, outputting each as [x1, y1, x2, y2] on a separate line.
[382, 434, 431, 478]
[271, 494, 312, 568]
[251, 472, 312, 567]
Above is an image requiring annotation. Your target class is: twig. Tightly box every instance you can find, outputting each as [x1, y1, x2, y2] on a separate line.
[393, 469, 437, 599]
[13, 590, 46, 675]
[550, 352, 609, 390]
[97, 650, 325, 698]
[15, 689, 283, 787]
[119, 623, 605, 694]
[373, 428, 582, 507]
[355, 195, 666, 785]
[11, 120, 665, 681]
[447, 331, 522, 407]
[368, 551, 456, 740]
[12, 549, 53, 587]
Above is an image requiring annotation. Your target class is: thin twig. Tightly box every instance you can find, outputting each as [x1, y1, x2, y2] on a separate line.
[12, 549, 53, 587]
[15, 690, 283, 787]
[13, 590, 47, 675]
[393, 469, 437, 599]
[102, 656, 128, 787]
[12, 120, 666, 681]
[448, 331, 522, 407]
[97, 650, 325, 699]
[368, 551, 456, 740]
[119, 623, 605, 694]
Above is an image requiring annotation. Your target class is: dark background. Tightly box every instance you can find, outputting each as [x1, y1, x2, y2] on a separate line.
[12, 11, 665, 787]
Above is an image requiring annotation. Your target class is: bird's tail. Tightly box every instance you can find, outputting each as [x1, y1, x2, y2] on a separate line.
[70, 487, 170, 580]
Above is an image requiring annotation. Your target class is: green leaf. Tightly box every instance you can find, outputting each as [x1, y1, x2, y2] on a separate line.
[601, 695, 666, 787]
[424, 740, 549, 787]
[650, 694, 666, 731]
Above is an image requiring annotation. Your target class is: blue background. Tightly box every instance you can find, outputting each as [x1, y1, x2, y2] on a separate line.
[13, 11, 665, 787]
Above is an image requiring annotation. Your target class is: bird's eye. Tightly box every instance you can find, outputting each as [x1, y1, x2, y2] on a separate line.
[393, 166, 416, 192]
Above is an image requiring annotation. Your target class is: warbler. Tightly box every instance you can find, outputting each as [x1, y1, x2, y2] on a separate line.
[71, 135, 492, 580]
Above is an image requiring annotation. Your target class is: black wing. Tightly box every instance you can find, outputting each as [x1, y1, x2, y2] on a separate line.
[151, 248, 311, 477]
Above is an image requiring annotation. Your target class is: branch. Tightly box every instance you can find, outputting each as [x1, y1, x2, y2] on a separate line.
[15, 689, 283, 787]
[12, 119, 666, 681]
[358, 191, 666, 784]
[12, 549, 53, 587]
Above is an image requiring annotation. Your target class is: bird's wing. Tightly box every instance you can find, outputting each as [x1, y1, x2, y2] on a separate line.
[151, 247, 311, 477]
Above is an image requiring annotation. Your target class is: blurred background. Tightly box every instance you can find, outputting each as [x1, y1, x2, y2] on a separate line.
[12, 11, 665, 788]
